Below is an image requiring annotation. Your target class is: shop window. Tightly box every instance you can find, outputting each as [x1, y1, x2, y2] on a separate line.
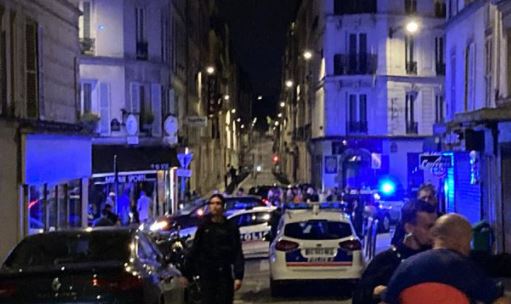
[26, 181, 83, 235]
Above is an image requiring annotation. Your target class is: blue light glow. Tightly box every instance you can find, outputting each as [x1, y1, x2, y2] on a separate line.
[379, 179, 396, 195]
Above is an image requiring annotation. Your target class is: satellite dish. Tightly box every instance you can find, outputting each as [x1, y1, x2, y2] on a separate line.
[164, 115, 178, 136]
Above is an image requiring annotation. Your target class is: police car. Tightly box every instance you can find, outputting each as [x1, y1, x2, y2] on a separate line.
[268, 203, 364, 297]
[171, 205, 276, 258]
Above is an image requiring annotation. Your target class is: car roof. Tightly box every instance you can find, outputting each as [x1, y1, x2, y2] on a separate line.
[282, 210, 351, 224]
[226, 206, 276, 217]
[23, 227, 137, 240]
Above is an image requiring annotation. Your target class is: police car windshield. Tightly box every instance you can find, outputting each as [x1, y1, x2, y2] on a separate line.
[284, 220, 352, 240]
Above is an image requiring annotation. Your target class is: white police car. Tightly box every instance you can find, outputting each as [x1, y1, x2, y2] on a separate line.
[268, 203, 364, 297]
[176, 206, 276, 258]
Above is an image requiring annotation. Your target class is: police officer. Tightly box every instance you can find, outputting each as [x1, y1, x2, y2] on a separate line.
[181, 194, 244, 304]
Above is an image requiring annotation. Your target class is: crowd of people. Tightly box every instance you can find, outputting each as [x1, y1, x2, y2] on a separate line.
[90, 189, 154, 227]
[353, 184, 511, 304]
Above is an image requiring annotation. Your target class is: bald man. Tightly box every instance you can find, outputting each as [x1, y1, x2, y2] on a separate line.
[383, 214, 508, 304]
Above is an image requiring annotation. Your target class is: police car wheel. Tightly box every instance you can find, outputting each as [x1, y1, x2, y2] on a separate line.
[270, 279, 286, 297]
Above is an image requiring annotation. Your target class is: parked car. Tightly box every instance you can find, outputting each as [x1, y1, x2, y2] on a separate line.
[0, 228, 185, 304]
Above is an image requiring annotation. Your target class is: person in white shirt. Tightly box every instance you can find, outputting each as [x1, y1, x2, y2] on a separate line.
[137, 191, 151, 223]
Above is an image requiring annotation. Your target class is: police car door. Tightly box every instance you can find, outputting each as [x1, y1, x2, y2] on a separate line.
[232, 211, 272, 257]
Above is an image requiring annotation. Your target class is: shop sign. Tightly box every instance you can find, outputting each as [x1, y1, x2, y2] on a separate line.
[150, 163, 171, 170]
[419, 153, 453, 170]
[186, 116, 208, 128]
[104, 174, 152, 184]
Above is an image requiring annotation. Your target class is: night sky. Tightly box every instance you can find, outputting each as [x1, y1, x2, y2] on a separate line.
[218, 0, 300, 123]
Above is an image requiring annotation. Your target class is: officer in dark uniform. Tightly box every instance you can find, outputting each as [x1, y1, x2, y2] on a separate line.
[181, 194, 244, 304]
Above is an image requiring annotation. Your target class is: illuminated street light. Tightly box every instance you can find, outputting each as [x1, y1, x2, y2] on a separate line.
[277, 113, 282, 118]
[303, 50, 313, 60]
[257, 95, 263, 100]
[241, 124, 245, 129]
[280, 102, 285, 108]
[236, 118, 241, 122]
[231, 109, 236, 114]
[224, 95, 230, 101]
[285, 80, 294, 88]
[206, 66, 215, 75]
[274, 121, 279, 126]
[406, 20, 419, 34]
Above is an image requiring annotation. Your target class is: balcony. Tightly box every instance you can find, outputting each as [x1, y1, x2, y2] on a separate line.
[436, 62, 446, 75]
[333, 0, 377, 15]
[80, 38, 95, 55]
[333, 53, 378, 76]
[347, 121, 368, 134]
[136, 41, 148, 60]
[406, 61, 418, 75]
[406, 121, 418, 134]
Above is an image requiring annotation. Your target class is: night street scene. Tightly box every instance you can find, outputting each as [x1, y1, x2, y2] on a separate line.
[4, 0, 511, 303]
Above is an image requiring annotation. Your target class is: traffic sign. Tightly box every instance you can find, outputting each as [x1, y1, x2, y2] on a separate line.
[176, 168, 192, 177]
[177, 152, 193, 169]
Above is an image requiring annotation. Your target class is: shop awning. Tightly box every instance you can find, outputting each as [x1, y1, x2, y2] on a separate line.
[92, 145, 179, 174]
[448, 104, 511, 128]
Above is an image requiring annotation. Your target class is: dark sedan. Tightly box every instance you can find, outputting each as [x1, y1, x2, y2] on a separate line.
[0, 228, 185, 304]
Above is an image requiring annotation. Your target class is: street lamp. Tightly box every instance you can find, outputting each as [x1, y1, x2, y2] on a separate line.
[236, 118, 241, 123]
[231, 108, 236, 114]
[389, 19, 421, 38]
[277, 113, 282, 118]
[257, 95, 263, 100]
[280, 102, 285, 108]
[241, 124, 245, 129]
[303, 50, 313, 60]
[285, 80, 294, 88]
[406, 20, 419, 34]
[206, 66, 215, 75]
[224, 94, 230, 101]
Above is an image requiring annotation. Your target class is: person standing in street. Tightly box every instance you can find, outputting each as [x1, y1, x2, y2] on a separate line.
[384, 213, 509, 304]
[181, 194, 244, 304]
[352, 200, 437, 304]
[137, 190, 151, 223]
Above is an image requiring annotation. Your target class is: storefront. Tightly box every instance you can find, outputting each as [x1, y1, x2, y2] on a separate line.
[21, 134, 92, 235]
[91, 145, 179, 224]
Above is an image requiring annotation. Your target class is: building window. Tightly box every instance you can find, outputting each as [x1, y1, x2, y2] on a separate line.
[435, 1, 447, 18]
[450, 50, 457, 117]
[139, 85, 152, 131]
[135, 7, 148, 60]
[161, 10, 170, 63]
[485, 37, 493, 107]
[333, 33, 373, 75]
[405, 92, 418, 134]
[79, 1, 94, 55]
[435, 94, 444, 123]
[405, 35, 417, 75]
[347, 94, 368, 133]
[435, 37, 445, 75]
[464, 42, 476, 111]
[448, 0, 459, 19]
[0, 6, 6, 116]
[405, 0, 417, 14]
[25, 19, 39, 119]
[80, 82, 94, 114]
